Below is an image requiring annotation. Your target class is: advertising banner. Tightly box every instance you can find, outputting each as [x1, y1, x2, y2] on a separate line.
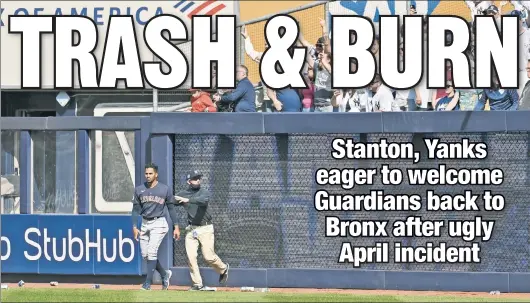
[0, 214, 142, 275]
[0, 1, 236, 89]
[326, 1, 514, 34]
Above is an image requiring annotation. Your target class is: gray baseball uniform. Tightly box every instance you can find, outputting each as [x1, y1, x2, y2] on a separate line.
[131, 182, 179, 261]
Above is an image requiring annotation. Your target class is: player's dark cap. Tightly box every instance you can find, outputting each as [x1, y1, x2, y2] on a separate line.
[410, 4, 416, 10]
[187, 170, 202, 180]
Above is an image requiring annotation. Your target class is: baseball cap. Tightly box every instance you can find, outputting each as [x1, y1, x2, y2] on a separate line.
[187, 170, 202, 180]
[484, 5, 499, 15]
[508, 10, 523, 18]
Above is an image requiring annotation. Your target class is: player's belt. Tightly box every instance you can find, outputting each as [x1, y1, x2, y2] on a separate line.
[143, 216, 161, 221]
[190, 220, 212, 226]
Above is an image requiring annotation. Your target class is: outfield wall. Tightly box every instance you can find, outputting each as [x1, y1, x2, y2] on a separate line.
[2, 112, 530, 292]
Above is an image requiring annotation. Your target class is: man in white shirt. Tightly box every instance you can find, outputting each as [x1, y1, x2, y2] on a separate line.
[367, 75, 395, 112]
[465, 1, 494, 20]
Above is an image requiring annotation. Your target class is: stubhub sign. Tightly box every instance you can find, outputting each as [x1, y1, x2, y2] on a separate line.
[0, 215, 142, 275]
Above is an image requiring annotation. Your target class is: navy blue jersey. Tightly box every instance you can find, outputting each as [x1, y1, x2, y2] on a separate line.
[475, 89, 519, 111]
[131, 182, 179, 227]
[435, 95, 461, 111]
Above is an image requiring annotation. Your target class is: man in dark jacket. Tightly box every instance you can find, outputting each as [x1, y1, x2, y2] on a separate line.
[175, 171, 229, 291]
[213, 65, 256, 112]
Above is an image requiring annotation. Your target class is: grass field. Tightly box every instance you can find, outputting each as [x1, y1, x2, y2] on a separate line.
[2, 289, 530, 302]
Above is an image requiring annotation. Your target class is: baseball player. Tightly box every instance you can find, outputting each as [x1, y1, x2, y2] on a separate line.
[175, 171, 229, 291]
[132, 163, 181, 290]
[465, 0, 494, 19]
[501, 1, 530, 24]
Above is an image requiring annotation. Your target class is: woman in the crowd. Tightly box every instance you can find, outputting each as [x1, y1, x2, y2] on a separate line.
[299, 70, 315, 112]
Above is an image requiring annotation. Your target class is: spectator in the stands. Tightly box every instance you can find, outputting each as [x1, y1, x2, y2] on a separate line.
[433, 81, 461, 111]
[510, 9, 530, 95]
[432, 61, 454, 106]
[299, 71, 315, 112]
[306, 52, 333, 112]
[241, 25, 263, 63]
[189, 88, 217, 112]
[213, 65, 256, 112]
[332, 88, 368, 112]
[366, 74, 394, 112]
[474, 73, 519, 110]
[266, 87, 302, 112]
[517, 59, 530, 109]
[484, 4, 502, 26]
[298, 18, 331, 61]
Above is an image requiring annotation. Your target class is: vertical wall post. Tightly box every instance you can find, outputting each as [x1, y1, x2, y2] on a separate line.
[19, 131, 32, 214]
[135, 117, 151, 187]
[76, 130, 90, 214]
[56, 99, 77, 213]
[150, 133, 175, 273]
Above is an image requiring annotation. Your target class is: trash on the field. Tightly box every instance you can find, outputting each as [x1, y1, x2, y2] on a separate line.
[202, 286, 216, 291]
[257, 288, 270, 292]
[241, 286, 255, 292]
[92, 284, 100, 289]
[1, 284, 8, 290]
[489, 290, 501, 295]
[50, 281, 59, 286]
[18, 280, 25, 287]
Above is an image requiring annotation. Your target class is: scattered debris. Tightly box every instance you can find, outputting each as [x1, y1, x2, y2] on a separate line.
[489, 290, 501, 295]
[1, 284, 8, 290]
[18, 280, 25, 287]
[241, 286, 255, 292]
[93, 284, 100, 289]
[50, 281, 59, 286]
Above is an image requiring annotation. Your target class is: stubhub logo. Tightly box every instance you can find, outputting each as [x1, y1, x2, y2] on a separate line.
[1, 228, 135, 263]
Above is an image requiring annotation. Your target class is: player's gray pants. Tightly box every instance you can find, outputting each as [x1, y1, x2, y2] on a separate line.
[140, 217, 169, 261]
